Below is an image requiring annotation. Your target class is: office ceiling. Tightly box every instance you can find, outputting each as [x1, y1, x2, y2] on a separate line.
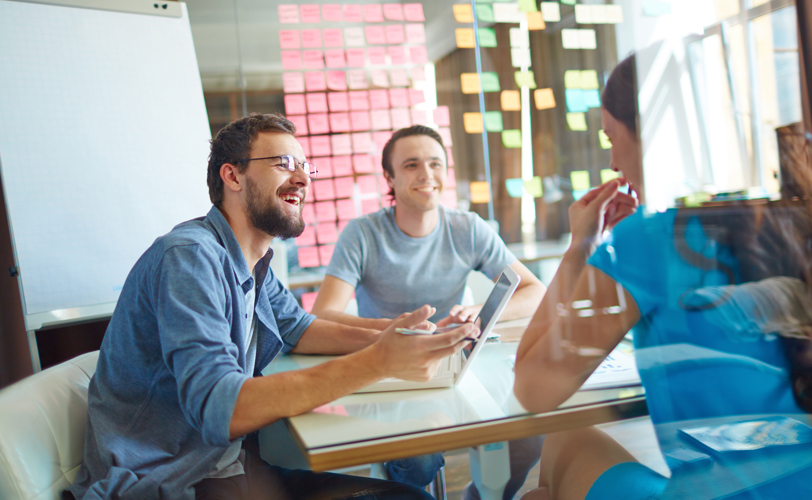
[186, 0, 460, 92]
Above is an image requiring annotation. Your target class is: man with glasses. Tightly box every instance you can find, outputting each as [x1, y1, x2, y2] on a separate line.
[66, 114, 475, 500]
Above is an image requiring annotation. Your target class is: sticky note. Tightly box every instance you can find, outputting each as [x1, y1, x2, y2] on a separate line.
[298, 136, 311, 157]
[349, 90, 370, 110]
[463, 112, 483, 134]
[389, 88, 409, 108]
[278, 5, 300, 24]
[303, 50, 324, 69]
[403, 3, 424, 21]
[367, 47, 386, 65]
[514, 71, 537, 89]
[373, 131, 394, 150]
[342, 4, 363, 23]
[509, 27, 529, 48]
[484, 111, 504, 132]
[562, 30, 581, 49]
[518, 0, 537, 12]
[347, 70, 368, 89]
[388, 46, 407, 65]
[438, 127, 453, 146]
[411, 108, 428, 125]
[580, 70, 600, 90]
[299, 4, 321, 23]
[321, 4, 342, 22]
[333, 158, 354, 178]
[505, 178, 524, 198]
[446, 147, 455, 167]
[324, 49, 346, 68]
[410, 46, 428, 65]
[356, 175, 377, 193]
[284, 94, 307, 115]
[390, 68, 409, 86]
[601, 169, 620, 183]
[364, 26, 386, 45]
[331, 134, 352, 156]
[369, 89, 389, 109]
[476, 5, 495, 23]
[354, 156, 375, 174]
[570, 171, 591, 191]
[511, 47, 531, 68]
[363, 4, 384, 22]
[606, 5, 624, 24]
[534, 88, 555, 109]
[453, 4, 474, 23]
[599, 130, 612, 149]
[281, 51, 302, 70]
[370, 69, 389, 87]
[583, 89, 601, 108]
[313, 179, 336, 201]
[345, 48, 365, 67]
[317, 222, 338, 244]
[319, 245, 336, 266]
[643, 0, 672, 17]
[344, 27, 365, 47]
[493, 3, 522, 23]
[433, 106, 450, 127]
[481, 72, 501, 92]
[352, 131, 372, 152]
[526, 12, 546, 30]
[456, 28, 476, 49]
[478, 28, 498, 48]
[297, 247, 320, 268]
[391, 108, 411, 129]
[501, 90, 521, 111]
[502, 129, 522, 148]
[329, 113, 351, 133]
[386, 24, 406, 45]
[312, 156, 331, 177]
[283, 72, 305, 93]
[591, 5, 607, 24]
[383, 3, 404, 20]
[566, 112, 588, 131]
[370, 109, 392, 130]
[579, 30, 597, 49]
[409, 88, 425, 105]
[279, 30, 301, 49]
[295, 225, 316, 246]
[304, 71, 326, 91]
[461, 73, 480, 94]
[566, 89, 587, 113]
[326, 71, 347, 91]
[306, 93, 328, 113]
[308, 114, 330, 135]
[315, 201, 336, 222]
[360, 199, 380, 215]
[470, 182, 491, 204]
[540, 2, 560, 22]
[301, 29, 322, 48]
[565, 70, 582, 89]
[411, 66, 426, 83]
[310, 135, 331, 156]
[302, 204, 315, 224]
[525, 176, 543, 197]
[561, 0, 576, 5]
[406, 23, 426, 44]
[336, 199, 357, 219]
[574, 5, 591, 24]
[287, 115, 308, 136]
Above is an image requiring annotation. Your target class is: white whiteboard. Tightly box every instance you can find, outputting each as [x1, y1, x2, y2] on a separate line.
[0, 0, 212, 329]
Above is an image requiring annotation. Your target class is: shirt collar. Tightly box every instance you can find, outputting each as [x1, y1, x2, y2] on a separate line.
[205, 206, 272, 289]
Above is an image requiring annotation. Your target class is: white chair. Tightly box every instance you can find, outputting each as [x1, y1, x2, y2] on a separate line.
[0, 351, 98, 500]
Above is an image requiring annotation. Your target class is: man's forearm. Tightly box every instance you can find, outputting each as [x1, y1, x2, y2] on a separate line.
[312, 309, 393, 331]
[291, 318, 381, 354]
[498, 281, 546, 322]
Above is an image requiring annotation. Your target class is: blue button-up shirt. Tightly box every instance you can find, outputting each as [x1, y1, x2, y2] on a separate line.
[69, 206, 315, 500]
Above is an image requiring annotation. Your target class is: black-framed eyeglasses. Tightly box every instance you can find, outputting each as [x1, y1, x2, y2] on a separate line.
[235, 154, 318, 179]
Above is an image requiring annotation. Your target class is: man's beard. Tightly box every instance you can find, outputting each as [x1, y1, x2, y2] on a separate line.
[245, 177, 305, 240]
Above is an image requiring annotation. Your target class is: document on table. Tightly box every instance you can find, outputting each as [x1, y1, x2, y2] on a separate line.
[509, 349, 640, 390]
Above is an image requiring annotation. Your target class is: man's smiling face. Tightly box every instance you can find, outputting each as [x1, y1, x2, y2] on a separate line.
[385, 134, 447, 215]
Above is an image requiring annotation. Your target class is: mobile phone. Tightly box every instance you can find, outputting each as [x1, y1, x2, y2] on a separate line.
[394, 328, 434, 335]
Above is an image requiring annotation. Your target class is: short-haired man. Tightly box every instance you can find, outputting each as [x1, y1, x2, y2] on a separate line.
[312, 125, 547, 499]
[66, 114, 476, 500]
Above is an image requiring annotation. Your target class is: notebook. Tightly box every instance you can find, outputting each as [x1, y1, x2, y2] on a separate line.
[678, 416, 812, 455]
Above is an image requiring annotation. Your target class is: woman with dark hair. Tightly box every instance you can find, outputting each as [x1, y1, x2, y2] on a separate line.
[513, 54, 812, 499]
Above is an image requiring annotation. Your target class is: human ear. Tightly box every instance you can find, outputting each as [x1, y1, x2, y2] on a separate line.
[220, 163, 242, 193]
[383, 170, 394, 189]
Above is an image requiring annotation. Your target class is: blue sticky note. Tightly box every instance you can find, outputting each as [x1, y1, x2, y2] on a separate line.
[572, 189, 589, 200]
[505, 178, 524, 198]
[565, 89, 587, 113]
[583, 89, 601, 108]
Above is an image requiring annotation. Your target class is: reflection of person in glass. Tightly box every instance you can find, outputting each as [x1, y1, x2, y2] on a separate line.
[514, 54, 812, 499]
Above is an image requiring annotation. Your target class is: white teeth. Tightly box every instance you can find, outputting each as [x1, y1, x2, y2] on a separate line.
[415, 187, 436, 193]
[280, 194, 300, 205]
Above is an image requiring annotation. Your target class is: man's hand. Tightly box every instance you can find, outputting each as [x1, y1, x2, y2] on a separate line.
[389, 309, 437, 331]
[568, 179, 638, 255]
[436, 304, 482, 327]
[371, 305, 478, 382]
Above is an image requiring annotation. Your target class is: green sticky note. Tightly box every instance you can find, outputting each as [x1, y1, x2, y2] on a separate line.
[481, 72, 501, 92]
[502, 129, 522, 148]
[518, 0, 538, 12]
[599, 129, 612, 149]
[564, 70, 581, 89]
[505, 178, 524, 198]
[524, 176, 543, 197]
[475, 4, 495, 23]
[570, 171, 591, 191]
[601, 169, 620, 183]
[583, 89, 601, 108]
[566, 112, 587, 131]
[561, 0, 576, 4]
[484, 111, 504, 132]
[580, 70, 600, 90]
[514, 71, 537, 89]
[478, 28, 498, 48]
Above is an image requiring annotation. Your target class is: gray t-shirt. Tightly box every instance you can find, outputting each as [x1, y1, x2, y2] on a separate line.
[326, 206, 516, 322]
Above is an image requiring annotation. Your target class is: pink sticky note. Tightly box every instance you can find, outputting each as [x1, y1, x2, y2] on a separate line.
[409, 45, 428, 65]
[319, 245, 335, 267]
[305, 93, 328, 113]
[357, 174, 378, 194]
[288, 115, 308, 136]
[313, 179, 336, 201]
[438, 127, 453, 147]
[308, 114, 330, 135]
[389, 68, 409, 87]
[302, 204, 315, 224]
[388, 88, 409, 108]
[321, 4, 342, 22]
[326, 71, 347, 91]
[369, 109, 392, 131]
[367, 47, 387, 66]
[283, 72, 305, 93]
[387, 46, 407, 65]
[370, 69, 389, 87]
[350, 111, 371, 132]
[345, 48, 365, 68]
[324, 49, 346, 68]
[281, 51, 302, 70]
[279, 30, 301, 49]
[406, 23, 425, 44]
[297, 246, 320, 268]
[331, 134, 353, 156]
[342, 4, 363, 23]
[354, 156, 375, 174]
[310, 135, 332, 156]
[372, 131, 393, 151]
[383, 3, 404, 20]
[298, 136, 311, 157]
[334, 176, 355, 197]
[284, 94, 307, 115]
[378, 173, 389, 195]
[316, 222, 339, 243]
[411, 66, 426, 83]
[409, 88, 425, 106]
[336, 199, 357, 220]
[328, 92, 349, 112]
[301, 291, 318, 312]
[332, 158, 354, 177]
[446, 168, 457, 188]
[363, 4, 384, 22]
[364, 26, 386, 45]
[323, 28, 343, 47]
[301, 29, 322, 48]
[315, 201, 337, 222]
[303, 50, 324, 69]
[385, 25, 405, 44]
[410, 108, 428, 125]
[403, 4, 424, 22]
[441, 189, 457, 208]
[433, 106, 450, 127]
[338, 220, 350, 233]
[348, 91, 370, 111]
[304, 71, 327, 91]
[299, 4, 321, 23]
[391, 108, 411, 129]
[329, 113, 351, 133]
[361, 199, 380, 215]
[369, 89, 390, 109]
[352, 132, 373, 153]
[312, 156, 332, 178]
[348, 66, 369, 87]
[295, 225, 316, 246]
[446, 147, 455, 167]
[278, 5, 300, 24]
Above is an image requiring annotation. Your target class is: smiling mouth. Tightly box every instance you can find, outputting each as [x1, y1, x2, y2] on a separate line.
[279, 193, 301, 206]
[414, 186, 437, 193]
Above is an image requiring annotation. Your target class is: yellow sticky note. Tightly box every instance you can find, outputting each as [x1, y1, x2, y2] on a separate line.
[566, 112, 587, 131]
[524, 176, 543, 197]
[455, 28, 476, 49]
[470, 181, 491, 203]
[601, 169, 620, 183]
[463, 112, 483, 134]
[580, 70, 600, 90]
[534, 88, 556, 110]
[514, 71, 537, 89]
[461, 73, 480, 94]
[564, 70, 581, 89]
[599, 129, 612, 149]
[502, 129, 522, 148]
[501, 90, 521, 111]
[526, 12, 546, 30]
[570, 170, 591, 191]
[453, 4, 474, 23]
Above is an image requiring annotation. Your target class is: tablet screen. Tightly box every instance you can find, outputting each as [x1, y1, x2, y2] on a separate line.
[463, 272, 513, 357]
